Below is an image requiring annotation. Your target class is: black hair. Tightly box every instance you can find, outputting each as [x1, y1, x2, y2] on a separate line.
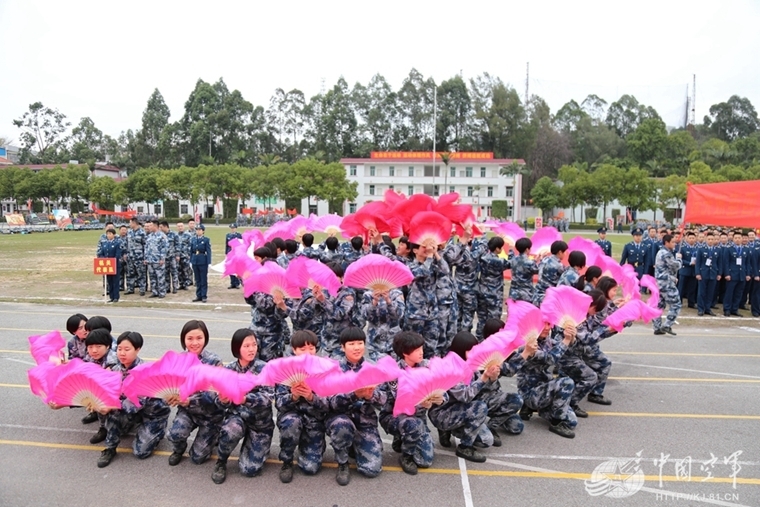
[150, 219, 159, 228]
[253, 246, 273, 260]
[85, 328, 113, 348]
[449, 331, 478, 361]
[482, 318, 505, 340]
[340, 326, 366, 346]
[66, 313, 88, 335]
[230, 328, 257, 359]
[284, 239, 298, 254]
[106, 228, 115, 235]
[130, 217, 139, 224]
[685, 231, 695, 237]
[487, 236, 505, 252]
[159, 220, 169, 228]
[302, 233, 314, 247]
[596, 276, 618, 299]
[392, 331, 425, 358]
[272, 237, 286, 252]
[351, 236, 364, 251]
[662, 234, 673, 244]
[550, 240, 568, 255]
[567, 250, 586, 269]
[515, 237, 532, 254]
[588, 289, 608, 313]
[290, 330, 319, 350]
[85, 315, 112, 333]
[382, 235, 397, 256]
[105, 221, 114, 227]
[325, 236, 339, 250]
[576, 265, 602, 290]
[116, 331, 144, 350]
[327, 262, 344, 278]
[180, 320, 209, 350]
[119, 225, 127, 230]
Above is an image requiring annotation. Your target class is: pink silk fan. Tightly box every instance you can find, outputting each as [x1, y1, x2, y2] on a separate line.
[541, 286, 592, 329]
[28, 330, 66, 365]
[286, 256, 341, 297]
[258, 354, 340, 388]
[121, 350, 202, 407]
[393, 353, 472, 417]
[179, 364, 261, 404]
[47, 359, 122, 411]
[505, 299, 546, 345]
[530, 227, 562, 257]
[344, 254, 414, 292]
[408, 211, 452, 248]
[307, 356, 401, 397]
[243, 262, 302, 299]
[465, 330, 526, 373]
[28, 361, 57, 401]
[603, 300, 662, 332]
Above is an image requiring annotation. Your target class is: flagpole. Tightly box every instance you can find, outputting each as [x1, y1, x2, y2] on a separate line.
[432, 85, 437, 188]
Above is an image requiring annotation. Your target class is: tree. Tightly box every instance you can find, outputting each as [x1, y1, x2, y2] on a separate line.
[69, 117, 104, 165]
[663, 130, 698, 175]
[714, 164, 747, 181]
[134, 89, 171, 168]
[524, 125, 572, 191]
[605, 95, 660, 138]
[437, 75, 472, 151]
[469, 73, 527, 158]
[581, 94, 608, 123]
[122, 168, 163, 213]
[88, 176, 123, 210]
[658, 174, 687, 219]
[0, 166, 34, 205]
[13, 102, 71, 163]
[571, 116, 626, 166]
[591, 163, 624, 222]
[553, 100, 587, 132]
[618, 167, 654, 216]
[704, 95, 759, 142]
[530, 176, 561, 219]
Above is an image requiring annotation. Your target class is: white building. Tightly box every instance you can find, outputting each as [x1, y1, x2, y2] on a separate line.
[340, 152, 524, 220]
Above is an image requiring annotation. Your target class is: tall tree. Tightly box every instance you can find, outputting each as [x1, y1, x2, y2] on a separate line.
[134, 89, 171, 168]
[553, 100, 587, 132]
[704, 95, 760, 142]
[591, 163, 624, 221]
[69, 117, 104, 165]
[626, 118, 668, 170]
[13, 102, 71, 163]
[605, 94, 660, 138]
[437, 75, 472, 151]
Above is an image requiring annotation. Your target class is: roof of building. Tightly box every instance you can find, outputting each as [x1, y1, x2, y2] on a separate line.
[0, 156, 13, 166]
[0, 163, 122, 172]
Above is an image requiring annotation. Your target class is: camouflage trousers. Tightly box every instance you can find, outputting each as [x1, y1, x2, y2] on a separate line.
[436, 301, 459, 357]
[559, 355, 600, 406]
[476, 293, 504, 340]
[366, 326, 400, 362]
[277, 411, 326, 474]
[653, 284, 682, 330]
[164, 257, 179, 293]
[256, 332, 287, 362]
[585, 349, 612, 397]
[380, 413, 434, 468]
[457, 291, 477, 333]
[126, 258, 146, 293]
[104, 407, 170, 458]
[147, 262, 166, 297]
[167, 407, 223, 464]
[405, 317, 443, 359]
[520, 377, 578, 429]
[217, 414, 274, 476]
[428, 400, 491, 448]
[178, 255, 192, 287]
[326, 414, 383, 477]
[508, 286, 534, 304]
[479, 389, 524, 434]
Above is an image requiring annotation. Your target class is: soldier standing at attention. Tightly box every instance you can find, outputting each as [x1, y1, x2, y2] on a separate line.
[620, 228, 647, 286]
[677, 231, 698, 309]
[176, 221, 191, 290]
[695, 232, 722, 316]
[653, 234, 682, 336]
[125, 218, 147, 296]
[117, 225, 128, 291]
[145, 220, 168, 299]
[225, 223, 243, 289]
[160, 221, 180, 294]
[191, 224, 211, 303]
[595, 227, 612, 257]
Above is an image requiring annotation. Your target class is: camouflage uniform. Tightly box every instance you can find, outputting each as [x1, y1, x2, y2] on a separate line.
[428, 376, 492, 448]
[246, 292, 290, 361]
[532, 255, 566, 306]
[145, 229, 168, 297]
[326, 356, 387, 477]
[361, 288, 405, 361]
[515, 331, 577, 429]
[379, 359, 437, 468]
[339, 242, 365, 269]
[476, 353, 526, 434]
[454, 238, 486, 333]
[177, 230, 193, 288]
[217, 359, 274, 476]
[277, 251, 299, 269]
[437, 242, 462, 355]
[652, 246, 683, 332]
[289, 288, 327, 338]
[104, 357, 171, 458]
[557, 266, 581, 288]
[508, 253, 538, 303]
[301, 246, 321, 261]
[67, 336, 87, 360]
[558, 320, 616, 407]
[164, 229, 180, 293]
[126, 226, 147, 294]
[321, 286, 357, 358]
[275, 383, 329, 474]
[475, 251, 511, 339]
[405, 257, 448, 358]
[319, 247, 343, 265]
[167, 350, 225, 464]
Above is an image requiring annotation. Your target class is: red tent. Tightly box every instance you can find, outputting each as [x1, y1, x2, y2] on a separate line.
[683, 180, 760, 228]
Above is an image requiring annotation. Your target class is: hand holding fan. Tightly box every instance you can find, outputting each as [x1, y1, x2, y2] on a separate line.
[505, 299, 546, 345]
[603, 299, 662, 332]
[29, 330, 66, 365]
[179, 364, 261, 404]
[639, 275, 660, 308]
[313, 214, 344, 237]
[409, 211, 452, 248]
[287, 256, 341, 297]
[354, 201, 392, 235]
[258, 354, 340, 388]
[530, 227, 562, 257]
[288, 216, 313, 240]
[393, 353, 471, 417]
[465, 330, 525, 373]
[47, 359, 122, 411]
[541, 286, 592, 329]
[243, 262, 302, 299]
[344, 254, 414, 292]
[308, 355, 401, 397]
[121, 350, 202, 407]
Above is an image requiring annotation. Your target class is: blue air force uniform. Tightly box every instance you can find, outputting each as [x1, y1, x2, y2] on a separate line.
[620, 229, 647, 280]
[695, 244, 722, 315]
[722, 244, 751, 315]
[190, 226, 212, 302]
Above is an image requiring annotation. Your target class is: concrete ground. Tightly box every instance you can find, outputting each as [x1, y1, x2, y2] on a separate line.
[0, 302, 758, 507]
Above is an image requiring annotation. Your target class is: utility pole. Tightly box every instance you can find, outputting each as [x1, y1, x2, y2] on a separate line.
[432, 85, 437, 187]
[525, 62, 530, 105]
[691, 74, 696, 126]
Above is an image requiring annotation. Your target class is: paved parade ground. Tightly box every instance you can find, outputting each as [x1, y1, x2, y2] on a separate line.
[1, 302, 759, 507]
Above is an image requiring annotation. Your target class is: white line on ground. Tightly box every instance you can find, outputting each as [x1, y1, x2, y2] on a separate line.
[485, 453, 760, 466]
[454, 438, 474, 507]
[4, 357, 36, 366]
[0, 423, 94, 435]
[614, 362, 760, 379]
[736, 326, 760, 333]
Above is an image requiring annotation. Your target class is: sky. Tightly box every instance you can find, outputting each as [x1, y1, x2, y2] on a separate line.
[1, 0, 759, 144]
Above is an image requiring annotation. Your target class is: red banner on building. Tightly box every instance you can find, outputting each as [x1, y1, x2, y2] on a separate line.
[369, 151, 494, 160]
[93, 258, 117, 275]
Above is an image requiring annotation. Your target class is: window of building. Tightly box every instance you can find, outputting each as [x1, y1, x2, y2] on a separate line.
[349, 165, 357, 176]
[389, 166, 395, 177]
[180, 204, 188, 214]
[154, 204, 162, 215]
[408, 185, 414, 195]
[449, 186, 455, 194]
[423, 165, 440, 177]
[480, 167, 486, 177]
[465, 167, 473, 177]
[408, 166, 414, 177]
[505, 187, 514, 197]
[369, 166, 376, 177]
[369, 185, 375, 196]
[467, 186, 474, 197]
[423, 184, 440, 196]
[487, 186, 493, 197]
[450, 166, 456, 177]
[137, 206, 144, 213]
[349, 203, 357, 213]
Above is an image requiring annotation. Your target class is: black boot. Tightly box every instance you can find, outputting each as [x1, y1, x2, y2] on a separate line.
[168, 443, 187, 466]
[212, 459, 227, 484]
[97, 448, 116, 468]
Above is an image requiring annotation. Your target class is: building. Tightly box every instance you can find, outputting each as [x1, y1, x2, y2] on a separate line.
[340, 152, 524, 220]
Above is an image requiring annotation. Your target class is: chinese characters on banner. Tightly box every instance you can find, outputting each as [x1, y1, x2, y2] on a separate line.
[93, 258, 117, 275]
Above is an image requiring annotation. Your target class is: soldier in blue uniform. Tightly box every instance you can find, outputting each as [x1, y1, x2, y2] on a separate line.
[97, 228, 122, 303]
[225, 223, 243, 289]
[117, 225, 128, 291]
[595, 227, 612, 256]
[246, 268, 291, 362]
[677, 231, 698, 309]
[437, 239, 463, 355]
[190, 224, 211, 302]
[532, 241, 567, 307]
[125, 218, 147, 296]
[749, 233, 760, 317]
[277, 239, 301, 269]
[175, 222, 191, 290]
[404, 244, 448, 358]
[557, 251, 585, 287]
[653, 234, 682, 335]
[289, 287, 328, 340]
[340, 236, 366, 269]
[319, 236, 343, 264]
[300, 233, 321, 260]
[695, 232, 722, 316]
[326, 328, 386, 485]
[475, 237, 512, 339]
[144, 220, 168, 298]
[454, 234, 486, 333]
[320, 264, 357, 358]
[212, 329, 274, 484]
[620, 228, 647, 284]
[361, 287, 405, 361]
[508, 238, 538, 303]
[160, 221, 180, 294]
[722, 231, 751, 317]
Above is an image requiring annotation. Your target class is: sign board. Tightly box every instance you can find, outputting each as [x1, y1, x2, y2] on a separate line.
[606, 218, 614, 231]
[535, 216, 543, 229]
[93, 258, 117, 275]
[4, 213, 25, 226]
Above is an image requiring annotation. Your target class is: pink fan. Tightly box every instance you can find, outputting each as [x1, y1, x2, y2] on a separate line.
[242, 229, 265, 250]
[344, 254, 414, 291]
[179, 364, 261, 404]
[383, 188, 407, 208]
[47, 359, 122, 411]
[453, 211, 483, 238]
[435, 194, 472, 225]
[258, 354, 340, 388]
[313, 214, 344, 236]
[392, 194, 438, 236]
[620, 264, 641, 298]
[494, 222, 527, 250]
[530, 227, 562, 257]
[598, 256, 627, 284]
[340, 214, 364, 239]
[288, 216, 312, 240]
[308, 356, 401, 397]
[639, 275, 660, 308]
[263, 220, 295, 242]
[541, 286, 592, 328]
[355, 201, 392, 236]
[505, 299, 546, 344]
[393, 353, 472, 417]
[243, 262, 302, 299]
[409, 211, 452, 248]
[28, 330, 65, 365]
[121, 350, 201, 407]
[465, 330, 526, 372]
[566, 237, 603, 268]
[224, 243, 261, 281]
[28, 362, 57, 401]
[603, 300, 663, 332]
[287, 256, 341, 297]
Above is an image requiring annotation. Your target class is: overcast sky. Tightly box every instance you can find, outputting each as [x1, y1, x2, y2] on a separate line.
[1, 0, 759, 144]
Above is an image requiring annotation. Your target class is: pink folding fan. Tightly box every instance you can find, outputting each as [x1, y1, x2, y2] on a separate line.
[28, 330, 66, 365]
[639, 275, 660, 308]
[530, 227, 562, 257]
[566, 237, 603, 268]
[243, 262, 302, 299]
[47, 359, 122, 411]
[602, 300, 662, 332]
[287, 256, 341, 296]
[312, 214, 344, 237]
[494, 222, 527, 251]
[408, 211, 452, 248]
[307, 356, 401, 397]
[263, 220, 295, 242]
[28, 361, 57, 401]
[258, 354, 340, 388]
[505, 299, 546, 344]
[465, 330, 525, 373]
[179, 364, 261, 405]
[344, 254, 414, 292]
[541, 286, 592, 329]
[121, 350, 202, 407]
[393, 353, 472, 417]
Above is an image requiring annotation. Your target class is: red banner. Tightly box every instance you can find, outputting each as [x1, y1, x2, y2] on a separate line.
[93, 258, 117, 275]
[683, 180, 760, 228]
[370, 151, 494, 160]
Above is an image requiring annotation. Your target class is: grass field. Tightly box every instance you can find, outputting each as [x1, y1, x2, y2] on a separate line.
[0, 226, 633, 310]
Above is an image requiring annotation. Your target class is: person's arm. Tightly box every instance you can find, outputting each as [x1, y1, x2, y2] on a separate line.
[620, 245, 628, 266]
